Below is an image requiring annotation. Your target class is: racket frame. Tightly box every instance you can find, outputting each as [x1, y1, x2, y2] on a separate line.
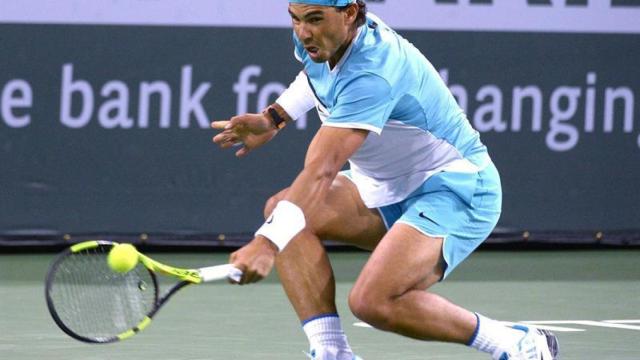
[45, 240, 236, 344]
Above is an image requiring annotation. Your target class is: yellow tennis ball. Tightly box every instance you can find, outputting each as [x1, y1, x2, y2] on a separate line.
[107, 243, 139, 273]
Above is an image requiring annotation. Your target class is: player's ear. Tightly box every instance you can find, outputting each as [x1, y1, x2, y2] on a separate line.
[344, 4, 358, 25]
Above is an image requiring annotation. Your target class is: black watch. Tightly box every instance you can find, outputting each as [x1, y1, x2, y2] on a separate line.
[267, 107, 287, 129]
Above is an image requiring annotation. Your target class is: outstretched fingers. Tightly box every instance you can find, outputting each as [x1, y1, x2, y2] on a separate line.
[235, 147, 251, 158]
[211, 120, 231, 130]
[214, 133, 241, 148]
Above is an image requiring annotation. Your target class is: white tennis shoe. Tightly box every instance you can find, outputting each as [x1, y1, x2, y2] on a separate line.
[493, 325, 559, 360]
[304, 348, 363, 360]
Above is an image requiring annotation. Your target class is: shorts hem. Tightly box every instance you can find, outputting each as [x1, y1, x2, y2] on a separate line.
[395, 220, 447, 240]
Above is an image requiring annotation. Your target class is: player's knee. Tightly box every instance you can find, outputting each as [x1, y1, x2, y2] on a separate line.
[348, 286, 396, 331]
[347, 288, 368, 321]
[263, 196, 278, 220]
[263, 189, 288, 220]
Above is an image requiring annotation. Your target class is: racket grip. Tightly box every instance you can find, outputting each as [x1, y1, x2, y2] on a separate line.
[199, 264, 243, 282]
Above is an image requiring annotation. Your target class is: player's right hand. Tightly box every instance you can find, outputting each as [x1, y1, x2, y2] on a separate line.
[211, 113, 278, 157]
[229, 236, 278, 285]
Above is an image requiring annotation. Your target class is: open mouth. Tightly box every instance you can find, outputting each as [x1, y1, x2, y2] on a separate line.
[305, 46, 319, 55]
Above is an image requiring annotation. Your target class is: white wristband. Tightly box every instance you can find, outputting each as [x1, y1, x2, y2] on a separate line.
[275, 71, 315, 121]
[255, 200, 306, 251]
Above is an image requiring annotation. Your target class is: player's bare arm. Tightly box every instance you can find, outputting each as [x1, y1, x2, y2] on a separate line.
[211, 103, 292, 157]
[230, 126, 369, 284]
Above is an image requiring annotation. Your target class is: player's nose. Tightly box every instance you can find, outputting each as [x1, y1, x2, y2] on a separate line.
[296, 23, 313, 42]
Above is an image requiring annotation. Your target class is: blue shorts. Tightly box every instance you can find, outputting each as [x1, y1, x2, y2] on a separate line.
[343, 162, 502, 279]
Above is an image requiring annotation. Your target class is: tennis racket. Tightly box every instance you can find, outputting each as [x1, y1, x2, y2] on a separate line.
[45, 240, 242, 344]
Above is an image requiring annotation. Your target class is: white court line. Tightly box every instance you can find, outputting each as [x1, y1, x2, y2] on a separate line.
[604, 320, 640, 324]
[355, 320, 640, 332]
[355, 321, 584, 332]
[523, 320, 640, 331]
[504, 322, 584, 333]
[354, 322, 372, 328]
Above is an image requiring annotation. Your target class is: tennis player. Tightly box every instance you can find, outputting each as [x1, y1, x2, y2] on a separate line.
[212, 1, 559, 359]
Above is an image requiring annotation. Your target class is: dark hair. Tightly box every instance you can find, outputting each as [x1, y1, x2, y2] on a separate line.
[337, 0, 367, 28]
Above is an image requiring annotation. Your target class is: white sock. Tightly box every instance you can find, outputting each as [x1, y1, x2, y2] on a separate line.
[468, 313, 526, 358]
[302, 314, 354, 360]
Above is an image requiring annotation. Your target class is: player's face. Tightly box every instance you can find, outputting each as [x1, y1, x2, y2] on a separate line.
[288, 4, 358, 67]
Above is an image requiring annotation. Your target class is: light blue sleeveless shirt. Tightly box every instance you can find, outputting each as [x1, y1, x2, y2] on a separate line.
[293, 13, 491, 207]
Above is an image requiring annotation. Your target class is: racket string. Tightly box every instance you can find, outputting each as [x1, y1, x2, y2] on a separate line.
[48, 246, 157, 340]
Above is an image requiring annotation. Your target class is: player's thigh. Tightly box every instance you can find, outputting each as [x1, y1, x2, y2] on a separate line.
[352, 223, 445, 302]
[351, 166, 502, 296]
[265, 174, 386, 250]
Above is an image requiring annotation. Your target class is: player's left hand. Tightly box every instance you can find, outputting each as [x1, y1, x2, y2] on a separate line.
[211, 113, 278, 157]
[229, 236, 278, 284]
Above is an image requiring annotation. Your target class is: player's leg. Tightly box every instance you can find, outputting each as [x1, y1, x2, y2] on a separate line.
[264, 174, 386, 359]
[348, 165, 558, 359]
[266, 175, 385, 319]
[348, 224, 544, 359]
[348, 224, 477, 341]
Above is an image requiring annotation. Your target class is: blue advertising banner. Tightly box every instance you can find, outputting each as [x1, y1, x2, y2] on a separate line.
[1, 1, 638, 245]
